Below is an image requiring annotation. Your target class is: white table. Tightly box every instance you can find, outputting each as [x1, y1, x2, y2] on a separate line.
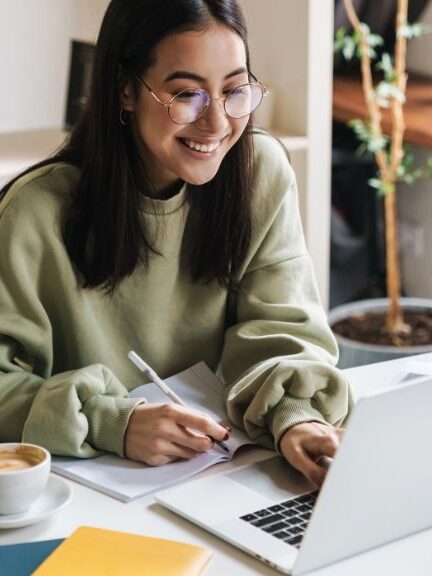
[1, 353, 432, 575]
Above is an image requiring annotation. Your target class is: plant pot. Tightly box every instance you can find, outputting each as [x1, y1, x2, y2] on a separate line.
[328, 297, 432, 369]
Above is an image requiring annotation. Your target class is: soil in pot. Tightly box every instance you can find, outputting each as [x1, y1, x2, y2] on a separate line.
[332, 310, 432, 347]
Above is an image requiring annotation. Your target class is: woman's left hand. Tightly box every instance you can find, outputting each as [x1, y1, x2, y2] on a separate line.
[279, 422, 345, 488]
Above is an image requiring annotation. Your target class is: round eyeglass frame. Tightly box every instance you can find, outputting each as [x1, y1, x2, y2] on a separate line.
[133, 73, 269, 125]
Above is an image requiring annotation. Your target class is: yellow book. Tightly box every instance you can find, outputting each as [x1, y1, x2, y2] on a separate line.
[33, 526, 213, 576]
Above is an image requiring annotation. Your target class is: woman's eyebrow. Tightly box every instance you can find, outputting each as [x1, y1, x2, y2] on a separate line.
[163, 67, 248, 83]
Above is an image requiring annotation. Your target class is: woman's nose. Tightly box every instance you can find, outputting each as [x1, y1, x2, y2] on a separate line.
[195, 98, 229, 132]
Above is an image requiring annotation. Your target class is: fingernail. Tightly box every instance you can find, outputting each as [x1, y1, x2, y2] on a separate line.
[223, 431, 230, 441]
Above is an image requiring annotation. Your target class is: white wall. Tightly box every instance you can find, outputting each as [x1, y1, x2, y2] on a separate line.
[238, 0, 309, 136]
[0, 0, 109, 133]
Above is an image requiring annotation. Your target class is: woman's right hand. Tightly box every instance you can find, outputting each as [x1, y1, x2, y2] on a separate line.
[124, 403, 229, 466]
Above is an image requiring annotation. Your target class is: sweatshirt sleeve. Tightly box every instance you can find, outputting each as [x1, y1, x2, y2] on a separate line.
[0, 171, 144, 458]
[0, 352, 143, 458]
[221, 135, 353, 451]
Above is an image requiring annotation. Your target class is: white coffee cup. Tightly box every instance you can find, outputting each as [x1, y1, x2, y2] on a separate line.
[0, 443, 51, 515]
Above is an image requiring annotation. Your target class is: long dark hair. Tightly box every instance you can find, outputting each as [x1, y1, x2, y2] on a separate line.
[1, 0, 254, 292]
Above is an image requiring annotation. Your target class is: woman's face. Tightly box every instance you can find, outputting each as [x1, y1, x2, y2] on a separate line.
[121, 22, 250, 195]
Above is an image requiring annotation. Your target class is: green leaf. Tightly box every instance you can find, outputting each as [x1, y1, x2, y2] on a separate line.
[352, 29, 361, 44]
[333, 34, 345, 53]
[356, 143, 368, 156]
[349, 119, 369, 143]
[397, 23, 432, 39]
[374, 81, 406, 108]
[376, 53, 395, 82]
[333, 29, 360, 60]
[368, 178, 394, 196]
[343, 39, 356, 60]
[368, 32, 384, 47]
[358, 23, 384, 58]
[368, 178, 382, 189]
[402, 173, 415, 185]
[367, 136, 388, 153]
[401, 150, 415, 171]
[336, 26, 346, 41]
[348, 119, 388, 155]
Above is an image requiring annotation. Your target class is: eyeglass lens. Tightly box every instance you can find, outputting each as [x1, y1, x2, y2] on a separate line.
[169, 84, 264, 124]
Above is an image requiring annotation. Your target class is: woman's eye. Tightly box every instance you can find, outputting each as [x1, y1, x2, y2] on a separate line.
[175, 90, 201, 100]
[228, 86, 247, 96]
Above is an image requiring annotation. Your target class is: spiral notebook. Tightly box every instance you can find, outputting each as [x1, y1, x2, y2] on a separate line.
[51, 362, 257, 502]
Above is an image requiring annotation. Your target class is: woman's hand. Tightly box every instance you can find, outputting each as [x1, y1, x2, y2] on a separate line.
[124, 403, 229, 466]
[279, 422, 345, 487]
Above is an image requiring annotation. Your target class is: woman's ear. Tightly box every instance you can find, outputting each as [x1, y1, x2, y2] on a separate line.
[118, 68, 135, 111]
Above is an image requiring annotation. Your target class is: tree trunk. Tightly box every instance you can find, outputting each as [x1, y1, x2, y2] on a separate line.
[384, 184, 405, 332]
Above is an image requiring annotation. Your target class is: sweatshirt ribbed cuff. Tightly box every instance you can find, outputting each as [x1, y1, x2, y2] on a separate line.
[269, 396, 327, 452]
[82, 395, 146, 457]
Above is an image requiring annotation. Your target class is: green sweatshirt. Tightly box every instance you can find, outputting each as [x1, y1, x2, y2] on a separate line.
[0, 133, 351, 458]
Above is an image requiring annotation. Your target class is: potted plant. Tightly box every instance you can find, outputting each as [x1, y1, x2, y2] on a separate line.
[329, 0, 432, 368]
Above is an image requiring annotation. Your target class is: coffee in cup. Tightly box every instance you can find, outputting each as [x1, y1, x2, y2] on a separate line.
[0, 443, 50, 515]
[0, 447, 41, 471]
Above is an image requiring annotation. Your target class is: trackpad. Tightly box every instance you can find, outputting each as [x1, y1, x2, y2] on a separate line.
[227, 456, 313, 501]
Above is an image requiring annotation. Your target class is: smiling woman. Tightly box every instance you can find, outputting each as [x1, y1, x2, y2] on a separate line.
[0, 0, 351, 488]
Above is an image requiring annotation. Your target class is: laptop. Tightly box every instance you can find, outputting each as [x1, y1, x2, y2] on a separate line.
[155, 378, 432, 574]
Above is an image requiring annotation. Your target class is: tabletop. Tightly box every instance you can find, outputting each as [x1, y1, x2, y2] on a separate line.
[1, 353, 432, 575]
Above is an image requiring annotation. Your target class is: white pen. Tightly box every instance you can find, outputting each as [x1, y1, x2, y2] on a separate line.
[128, 350, 229, 453]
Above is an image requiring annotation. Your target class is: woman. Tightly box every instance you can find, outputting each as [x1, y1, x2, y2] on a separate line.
[0, 0, 351, 487]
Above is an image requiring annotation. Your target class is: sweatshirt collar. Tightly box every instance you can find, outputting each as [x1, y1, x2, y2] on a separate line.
[140, 182, 187, 215]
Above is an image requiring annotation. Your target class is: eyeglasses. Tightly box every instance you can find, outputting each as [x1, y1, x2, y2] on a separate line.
[134, 73, 269, 125]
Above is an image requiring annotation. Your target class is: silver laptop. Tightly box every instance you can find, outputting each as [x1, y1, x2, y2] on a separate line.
[155, 378, 432, 574]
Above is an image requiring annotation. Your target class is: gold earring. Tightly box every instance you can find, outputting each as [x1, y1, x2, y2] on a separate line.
[119, 107, 131, 126]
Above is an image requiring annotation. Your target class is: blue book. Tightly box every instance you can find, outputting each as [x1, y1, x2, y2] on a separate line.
[0, 539, 63, 576]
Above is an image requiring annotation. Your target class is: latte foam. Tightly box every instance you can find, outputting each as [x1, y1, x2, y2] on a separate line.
[0, 455, 33, 471]
[0, 448, 42, 472]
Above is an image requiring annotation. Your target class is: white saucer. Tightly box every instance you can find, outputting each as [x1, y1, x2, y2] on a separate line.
[0, 475, 73, 529]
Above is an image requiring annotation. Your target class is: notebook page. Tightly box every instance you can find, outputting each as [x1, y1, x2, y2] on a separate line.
[52, 362, 252, 501]
[129, 361, 226, 422]
[52, 449, 229, 502]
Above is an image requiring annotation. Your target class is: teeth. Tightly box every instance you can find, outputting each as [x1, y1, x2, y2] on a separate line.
[183, 139, 220, 153]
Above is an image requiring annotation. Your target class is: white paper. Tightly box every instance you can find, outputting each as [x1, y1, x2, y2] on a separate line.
[52, 362, 254, 502]
[386, 359, 432, 389]
[403, 359, 432, 376]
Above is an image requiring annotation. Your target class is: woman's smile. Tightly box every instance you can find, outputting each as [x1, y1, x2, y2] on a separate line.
[179, 137, 222, 153]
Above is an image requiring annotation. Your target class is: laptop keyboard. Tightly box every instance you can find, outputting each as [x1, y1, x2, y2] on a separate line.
[239, 491, 318, 548]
